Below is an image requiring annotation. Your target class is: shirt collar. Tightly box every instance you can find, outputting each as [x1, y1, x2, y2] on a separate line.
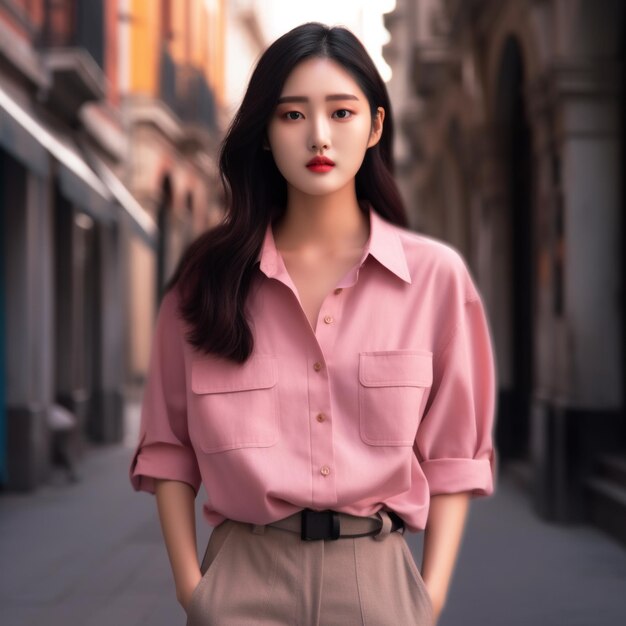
[257, 202, 412, 284]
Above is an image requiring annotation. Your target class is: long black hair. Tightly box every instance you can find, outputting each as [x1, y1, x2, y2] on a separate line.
[165, 22, 408, 363]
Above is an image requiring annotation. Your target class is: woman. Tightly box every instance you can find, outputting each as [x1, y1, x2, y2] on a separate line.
[129, 22, 497, 626]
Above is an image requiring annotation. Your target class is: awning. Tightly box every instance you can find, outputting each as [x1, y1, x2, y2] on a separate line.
[0, 82, 112, 222]
[1, 84, 158, 245]
[84, 148, 158, 248]
[0, 87, 49, 178]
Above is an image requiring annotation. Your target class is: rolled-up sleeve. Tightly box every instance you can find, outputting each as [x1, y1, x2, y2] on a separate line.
[129, 288, 202, 496]
[415, 294, 498, 498]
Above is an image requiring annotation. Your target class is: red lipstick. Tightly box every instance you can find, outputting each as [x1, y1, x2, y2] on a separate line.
[306, 156, 335, 173]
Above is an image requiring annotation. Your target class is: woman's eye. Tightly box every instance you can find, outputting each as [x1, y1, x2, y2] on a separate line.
[333, 109, 353, 119]
[282, 109, 353, 121]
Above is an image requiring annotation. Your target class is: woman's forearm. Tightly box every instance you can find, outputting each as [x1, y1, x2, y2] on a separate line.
[421, 492, 471, 619]
[154, 478, 201, 604]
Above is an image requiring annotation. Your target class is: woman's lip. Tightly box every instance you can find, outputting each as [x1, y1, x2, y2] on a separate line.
[306, 164, 335, 173]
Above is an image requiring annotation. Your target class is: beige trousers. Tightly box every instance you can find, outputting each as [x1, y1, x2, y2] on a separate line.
[185, 512, 434, 626]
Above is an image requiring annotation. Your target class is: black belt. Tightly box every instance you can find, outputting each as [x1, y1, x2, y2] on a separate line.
[263, 508, 405, 541]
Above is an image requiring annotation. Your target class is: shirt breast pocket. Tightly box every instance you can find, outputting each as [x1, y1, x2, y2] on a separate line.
[358, 350, 433, 446]
[190, 354, 279, 453]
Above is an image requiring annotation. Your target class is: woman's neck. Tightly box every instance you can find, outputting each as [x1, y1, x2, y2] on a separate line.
[273, 188, 370, 254]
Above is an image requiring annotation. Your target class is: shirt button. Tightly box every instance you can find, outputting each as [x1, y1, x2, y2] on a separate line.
[313, 361, 323, 372]
[334, 288, 343, 295]
[316, 413, 326, 422]
[323, 315, 334, 324]
[320, 465, 331, 476]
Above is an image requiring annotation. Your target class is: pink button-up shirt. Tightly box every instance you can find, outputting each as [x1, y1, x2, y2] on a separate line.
[129, 203, 498, 533]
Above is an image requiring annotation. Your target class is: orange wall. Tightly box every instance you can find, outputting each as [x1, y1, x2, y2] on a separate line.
[130, 0, 160, 95]
[128, 0, 225, 106]
[210, 0, 226, 108]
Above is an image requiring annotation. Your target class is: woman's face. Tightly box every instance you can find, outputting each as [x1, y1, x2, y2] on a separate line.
[266, 57, 384, 197]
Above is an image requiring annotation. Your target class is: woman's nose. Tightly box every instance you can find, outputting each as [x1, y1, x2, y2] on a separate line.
[309, 113, 331, 151]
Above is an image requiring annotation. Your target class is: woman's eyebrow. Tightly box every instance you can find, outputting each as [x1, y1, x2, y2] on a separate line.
[276, 93, 360, 104]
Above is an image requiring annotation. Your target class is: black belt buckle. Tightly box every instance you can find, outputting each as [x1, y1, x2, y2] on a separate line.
[388, 510, 405, 532]
[301, 508, 340, 541]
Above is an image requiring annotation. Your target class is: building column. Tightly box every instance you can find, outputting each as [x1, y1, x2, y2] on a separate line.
[528, 62, 623, 521]
[4, 158, 54, 490]
[470, 126, 518, 460]
[89, 220, 125, 443]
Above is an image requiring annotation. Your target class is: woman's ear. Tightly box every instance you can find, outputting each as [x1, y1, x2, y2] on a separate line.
[367, 107, 385, 149]
[262, 133, 271, 151]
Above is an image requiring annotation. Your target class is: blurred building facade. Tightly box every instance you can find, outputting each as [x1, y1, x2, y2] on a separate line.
[0, 0, 226, 491]
[385, 0, 625, 544]
[224, 0, 266, 117]
[121, 0, 226, 386]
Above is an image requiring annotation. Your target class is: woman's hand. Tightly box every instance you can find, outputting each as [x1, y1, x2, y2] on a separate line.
[177, 570, 203, 614]
[421, 493, 471, 623]
[154, 480, 202, 614]
[424, 580, 446, 624]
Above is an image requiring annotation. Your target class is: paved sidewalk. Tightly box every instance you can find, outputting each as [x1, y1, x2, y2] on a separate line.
[429, 474, 626, 626]
[1, 436, 625, 625]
